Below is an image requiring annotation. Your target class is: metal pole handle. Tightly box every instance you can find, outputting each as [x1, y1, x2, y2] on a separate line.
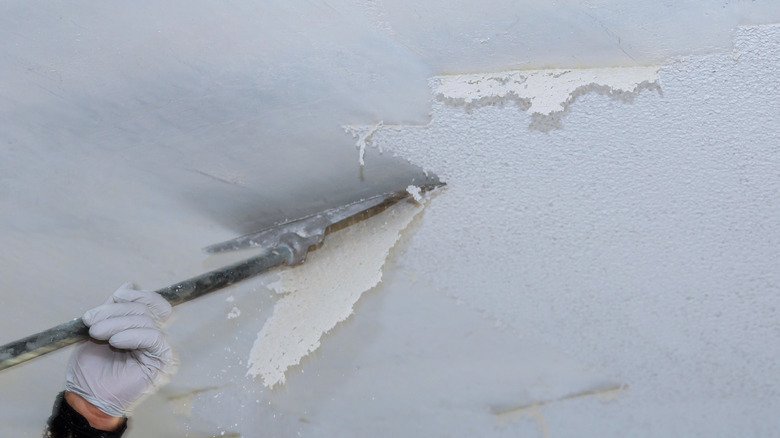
[0, 247, 292, 372]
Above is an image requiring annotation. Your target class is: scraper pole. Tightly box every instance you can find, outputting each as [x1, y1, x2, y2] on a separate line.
[0, 246, 293, 372]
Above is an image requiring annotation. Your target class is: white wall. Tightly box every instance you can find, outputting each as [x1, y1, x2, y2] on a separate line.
[1, 2, 779, 437]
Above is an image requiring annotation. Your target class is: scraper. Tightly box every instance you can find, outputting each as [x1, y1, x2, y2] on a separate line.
[0, 184, 440, 372]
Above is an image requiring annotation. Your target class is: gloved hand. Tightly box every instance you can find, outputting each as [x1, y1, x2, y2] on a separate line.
[65, 283, 176, 418]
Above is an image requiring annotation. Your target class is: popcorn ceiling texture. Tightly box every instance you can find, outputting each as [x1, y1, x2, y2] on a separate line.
[360, 24, 780, 437]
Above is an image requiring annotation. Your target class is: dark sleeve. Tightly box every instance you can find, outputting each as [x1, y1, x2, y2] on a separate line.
[44, 392, 128, 438]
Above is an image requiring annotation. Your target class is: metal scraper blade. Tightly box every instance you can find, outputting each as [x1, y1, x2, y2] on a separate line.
[202, 186, 436, 254]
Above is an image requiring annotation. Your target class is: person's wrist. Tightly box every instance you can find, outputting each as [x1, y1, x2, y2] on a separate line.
[64, 391, 125, 432]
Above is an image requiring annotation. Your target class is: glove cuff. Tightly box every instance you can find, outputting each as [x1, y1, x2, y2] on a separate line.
[64, 383, 127, 418]
[45, 391, 128, 438]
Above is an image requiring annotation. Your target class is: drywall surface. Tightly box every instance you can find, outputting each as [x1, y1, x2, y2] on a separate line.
[354, 0, 780, 73]
[359, 24, 780, 437]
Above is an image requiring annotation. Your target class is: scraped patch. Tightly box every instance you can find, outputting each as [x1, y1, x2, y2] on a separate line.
[493, 384, 627, 427]
[434, 66, 659, 115]
[247, 198, 425, 388]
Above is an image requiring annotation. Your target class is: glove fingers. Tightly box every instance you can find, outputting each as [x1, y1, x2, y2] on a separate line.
[109, 328, 171, 357]
[111, 284, 173, 322]
[88, 314, 159, 341]
[66, 285, 177, 418]
[83, 302, 150, 327]
[105, 282, 135, 304]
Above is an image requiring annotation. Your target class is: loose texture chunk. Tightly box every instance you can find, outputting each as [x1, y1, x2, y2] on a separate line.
[247, 199, 425, 388]
[435, 66, 659, 115]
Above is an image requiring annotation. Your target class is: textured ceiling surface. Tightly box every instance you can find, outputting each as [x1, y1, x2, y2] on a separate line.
[1, 2, 779, 436]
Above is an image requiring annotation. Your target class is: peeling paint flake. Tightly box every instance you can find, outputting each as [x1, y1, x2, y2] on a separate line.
[246, 197, 426, 388]
[227, 307, 241, 320]
[343, 121, 384, 166]
[434, 66, 659, 115]
[406, 185, 423, 203]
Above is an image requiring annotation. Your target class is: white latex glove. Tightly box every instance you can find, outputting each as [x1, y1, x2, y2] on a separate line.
[65, 283, 176, 418]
